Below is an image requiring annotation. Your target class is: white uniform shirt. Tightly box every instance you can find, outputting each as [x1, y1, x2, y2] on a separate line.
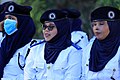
[24, 42, 82, 80]
[82, 37, 120, 80]
[2, 42, 31, 80]
[0, 32, 5, 47]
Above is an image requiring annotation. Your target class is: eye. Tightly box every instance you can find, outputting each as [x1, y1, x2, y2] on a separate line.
[42, 24, 47, 30]
[91, 23, 97, 27]
[99, 21, 105, 25]
[8, 16, 12, 19]
[5, 15, 16, 20]
[48, 25, 55, 31]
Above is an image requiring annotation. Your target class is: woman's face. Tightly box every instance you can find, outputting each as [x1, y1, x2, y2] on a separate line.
[92, 21, 110, 40]
[0, 15, 18, 31]
[43, 21, 58, 41]
[5, 14, 18, 26]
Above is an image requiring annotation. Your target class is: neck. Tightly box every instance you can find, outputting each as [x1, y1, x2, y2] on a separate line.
[0, 21, 3, 31]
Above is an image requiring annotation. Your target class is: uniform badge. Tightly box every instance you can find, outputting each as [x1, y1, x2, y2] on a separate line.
[8, 5, 14, 12]
[49, 13, 56, 19]
[108, 11, 115, 19]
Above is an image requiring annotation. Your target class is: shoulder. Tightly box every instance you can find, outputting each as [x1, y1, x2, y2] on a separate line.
[83, 36, 96, 52]
[71, 31, 88, 43]
[86, 37, 95, 48]
[30, 39, 45, 48]
[71, 31, 87, 38]
[89, 36, 96, 42]
[117, 46, 120, 53]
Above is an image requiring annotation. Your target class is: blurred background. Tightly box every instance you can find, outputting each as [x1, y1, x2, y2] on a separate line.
[1, 0, 120, 39]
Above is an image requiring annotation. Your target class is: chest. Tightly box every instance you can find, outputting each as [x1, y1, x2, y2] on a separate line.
[32, 45, 72, 80]
[83, 45, 120, 80]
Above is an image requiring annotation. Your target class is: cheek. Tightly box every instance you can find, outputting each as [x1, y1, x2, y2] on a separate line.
[92, 27, 96, 34]
[103, 28, 110, 37]
[92, 27, 95, 32]
[100, 26, 110, 39]
[51, 30, 57, 37]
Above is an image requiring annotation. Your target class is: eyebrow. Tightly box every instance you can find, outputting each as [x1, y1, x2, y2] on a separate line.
[44, 23, 55, 26]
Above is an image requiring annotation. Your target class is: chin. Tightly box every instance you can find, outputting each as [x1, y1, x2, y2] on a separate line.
[45, 38, 50, 41]
[96, 37, 104, 40]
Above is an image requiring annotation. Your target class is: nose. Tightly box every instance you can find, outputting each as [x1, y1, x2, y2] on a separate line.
[94, 24, 99, 30]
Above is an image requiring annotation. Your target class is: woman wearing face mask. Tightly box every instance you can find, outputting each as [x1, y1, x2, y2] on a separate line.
[24, 9, 82, 80]
[82, 6, 120, 80]
[0, 1, 36, 79]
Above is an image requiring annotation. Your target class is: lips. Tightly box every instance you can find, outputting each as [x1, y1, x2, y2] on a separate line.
[44, 33, 50, 37]
[94, 32, 101, 36]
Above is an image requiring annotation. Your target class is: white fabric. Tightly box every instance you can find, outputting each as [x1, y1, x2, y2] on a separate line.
[2, 42, 31, 80]
[0, 32, 5, 47]
[24, 42, 82, 80]
[82, 37, 120, 80]
[71, 31, 88, 49]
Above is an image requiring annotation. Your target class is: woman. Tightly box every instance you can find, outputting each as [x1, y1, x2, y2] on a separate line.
[0, 1, 36, 79]
[82, 6, 120, 80]
[24, 9, 82, 80]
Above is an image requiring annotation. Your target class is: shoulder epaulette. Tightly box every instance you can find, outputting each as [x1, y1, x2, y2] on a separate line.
[72, 36, 83, 50]
[72, 42, 82, 50]
[30, 40, 37, 46]
[74, 36, 84, 45]
[30, 40, 45, 48]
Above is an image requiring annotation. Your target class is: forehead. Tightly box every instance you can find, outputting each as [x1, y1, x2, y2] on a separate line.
[5, 14, 15, 18]
[5, 14, 15, 17]
[5, 14, 17, 19]
[44, 21, 55, 25]
[92, 20, 108, 23]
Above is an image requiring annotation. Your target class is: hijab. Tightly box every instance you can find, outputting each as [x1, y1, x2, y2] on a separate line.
[70, 18, 82, 32]
[44, 18, 72, 64]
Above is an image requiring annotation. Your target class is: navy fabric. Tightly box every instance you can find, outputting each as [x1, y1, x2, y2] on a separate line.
[61, 8, 82, 32]
[40, 9, 67, 24]
[2, 1, 32, 15]
[91, 6, 120, 21]
[0, 4, 4, 22]
[0, 4, 5, 78]
[70, 18, 82, 32]
[44, 18, 72, 64]
[62, 8, 81, 18]
[89, 20, 120, 72]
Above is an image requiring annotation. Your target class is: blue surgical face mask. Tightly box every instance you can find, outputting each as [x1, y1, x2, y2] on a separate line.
[4, 19, 18, 35]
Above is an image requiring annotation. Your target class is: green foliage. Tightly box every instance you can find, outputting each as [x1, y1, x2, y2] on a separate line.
[17, 0, 48, 39]
[96, 0, 120, 8]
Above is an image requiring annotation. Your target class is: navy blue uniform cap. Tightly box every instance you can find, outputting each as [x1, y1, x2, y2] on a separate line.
[40, 9, 67, 24]
[91, 6, 120, 21]
[0, 4, 4, 13]
[2, 1, 32, 15]
[62, 8, 81, 18]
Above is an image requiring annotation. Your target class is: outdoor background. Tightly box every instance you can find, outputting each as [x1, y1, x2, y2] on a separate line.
[1, 0, 120, 39]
